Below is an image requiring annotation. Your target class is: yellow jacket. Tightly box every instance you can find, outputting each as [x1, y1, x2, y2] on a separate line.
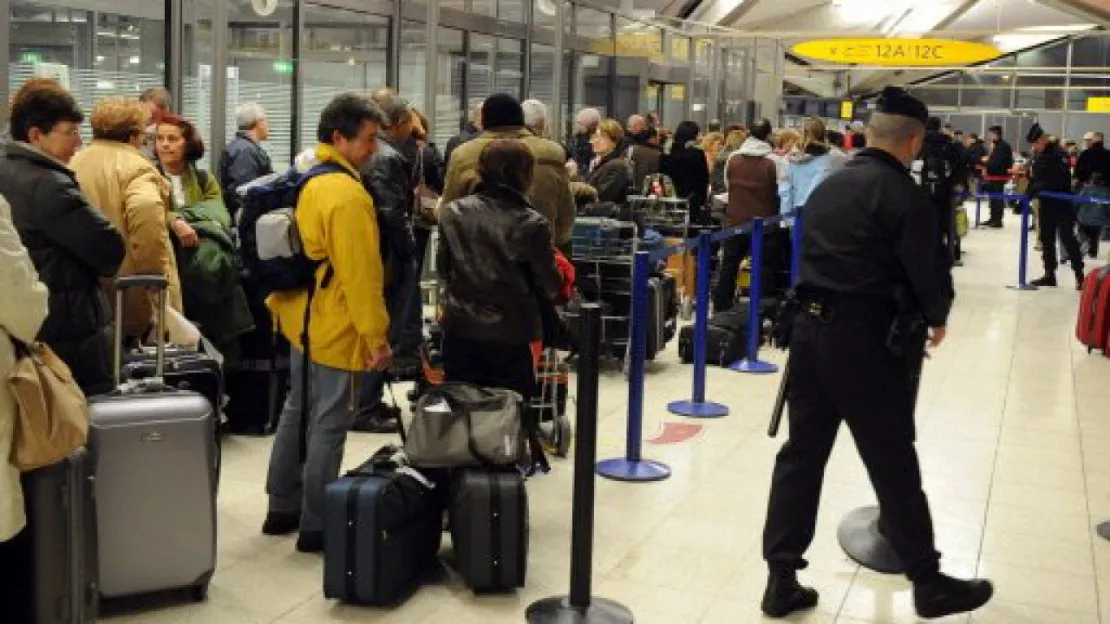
[267, 144, 389, 372]
[71, 140, 182, 340]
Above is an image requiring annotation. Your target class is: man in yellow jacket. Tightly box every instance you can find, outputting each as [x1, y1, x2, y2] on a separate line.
[262, 94, 392, 553]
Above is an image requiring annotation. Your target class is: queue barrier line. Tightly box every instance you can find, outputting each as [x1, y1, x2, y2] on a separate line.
[599, 212, 802, 480]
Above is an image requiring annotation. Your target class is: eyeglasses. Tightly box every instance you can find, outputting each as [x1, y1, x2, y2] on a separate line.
[49, 127, 81, 139]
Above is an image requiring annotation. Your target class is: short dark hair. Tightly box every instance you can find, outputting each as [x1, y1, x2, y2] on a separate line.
[673, 121, 701, 149]
[157, 115, 205, 163]
[478, 139, 534, 193]
[988, 125, 1003, 136]
[317, 94, 386, 144]
[751, 118, 773, 142]
[9, 79, 84, 142]
[926, 117, 942, 132]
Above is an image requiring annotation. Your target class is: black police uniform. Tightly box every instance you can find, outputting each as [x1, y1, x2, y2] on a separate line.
[762, 147, 954, 583]
[1028, 140, 1084, 281]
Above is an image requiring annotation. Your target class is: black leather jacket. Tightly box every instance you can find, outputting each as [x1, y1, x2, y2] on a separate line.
[361, 137, 416, 272]
[0, 142, 125, 394]
[437, 183, 564, 345]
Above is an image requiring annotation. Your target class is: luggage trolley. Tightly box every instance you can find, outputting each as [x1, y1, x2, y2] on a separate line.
[533, 348, 572, 458]
[629, 195, 693, 319]
[565, 217, 639, 363]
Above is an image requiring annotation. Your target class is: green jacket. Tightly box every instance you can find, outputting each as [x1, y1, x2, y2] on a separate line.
[170, 166, 254, 361]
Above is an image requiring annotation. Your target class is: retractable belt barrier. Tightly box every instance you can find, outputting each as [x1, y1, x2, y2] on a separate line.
[598, 211, 802, 482]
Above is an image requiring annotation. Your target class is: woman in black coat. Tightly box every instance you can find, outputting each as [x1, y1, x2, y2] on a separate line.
[587, 118, 632, 204]
[661, 120, 711, 222]
[0, 80, 125, 395]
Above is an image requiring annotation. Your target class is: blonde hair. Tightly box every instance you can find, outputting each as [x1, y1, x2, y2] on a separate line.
[700, 132, 725, 152]
[90, 97, 149, 143]
[778, 128, 801, 150]
[800, 117, 828, 152]
[596, 118, 624, 144]
[725, 129, 747, 151]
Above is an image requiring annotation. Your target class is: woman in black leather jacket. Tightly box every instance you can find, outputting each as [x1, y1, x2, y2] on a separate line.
[436, 139, 564, 402]
[0, 79, 125, 395]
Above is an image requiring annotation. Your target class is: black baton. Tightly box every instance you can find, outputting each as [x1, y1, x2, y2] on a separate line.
[768, 361, 789, 438]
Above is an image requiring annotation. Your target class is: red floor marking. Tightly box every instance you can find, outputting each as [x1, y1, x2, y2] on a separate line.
[646, 422, 704, 445]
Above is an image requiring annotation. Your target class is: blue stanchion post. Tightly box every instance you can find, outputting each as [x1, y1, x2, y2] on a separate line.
[597, 251, 671, 482]
[667, 231, 729, 419]
[730, 218, 779, 375]
[1007, 196, 1038, 291]
[974, 182, 983, 228]
[790, 207, 803, 287]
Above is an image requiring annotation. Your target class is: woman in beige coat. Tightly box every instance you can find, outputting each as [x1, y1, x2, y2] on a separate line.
[71, 97, 181, 341]
[0, 192, 50, 621]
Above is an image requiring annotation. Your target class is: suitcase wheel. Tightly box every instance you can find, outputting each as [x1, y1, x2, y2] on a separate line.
[555, 415, 572, 459]
[190, 583, 209, 602]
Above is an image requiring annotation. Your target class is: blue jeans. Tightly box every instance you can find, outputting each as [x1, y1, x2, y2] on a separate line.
[266, 349, 354, 532]
[357, 258, 418, 413]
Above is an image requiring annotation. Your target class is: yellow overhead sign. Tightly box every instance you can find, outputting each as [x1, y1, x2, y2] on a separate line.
[791, 38, 1002, 67]
[1088, 97, 1110, 113]
[840, 101, 854, 120]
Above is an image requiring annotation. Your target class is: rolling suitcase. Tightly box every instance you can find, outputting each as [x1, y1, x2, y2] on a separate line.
[22, 447, 98, 623]
[448, 469, 528, 592]
[645, 276, 664, 361]
[1077, 266, 1110, 355]
[323, 446, 443, 605]
[224, 356, 289, 435]
[88, 275, 218, 602]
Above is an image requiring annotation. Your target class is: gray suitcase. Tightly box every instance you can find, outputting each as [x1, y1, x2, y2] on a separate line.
[23, 447, 99, 623]
[87, 275, 218, 601]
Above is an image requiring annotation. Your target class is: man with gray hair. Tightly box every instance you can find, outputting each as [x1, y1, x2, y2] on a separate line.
[219, 102, 273, 218]
[522, 99, 548, 138]
[571, 107, 601, 179]
[759, 87, 991, 620]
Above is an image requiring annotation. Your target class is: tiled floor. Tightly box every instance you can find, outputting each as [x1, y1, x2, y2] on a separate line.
[104, 210, 1110, 623]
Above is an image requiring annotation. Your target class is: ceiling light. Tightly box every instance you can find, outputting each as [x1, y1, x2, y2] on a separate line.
[129, 56, 140, 65]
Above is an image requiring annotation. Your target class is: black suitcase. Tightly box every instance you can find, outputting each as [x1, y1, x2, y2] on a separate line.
[224, 357, 289, 435]
[22, 447, 99, 623]
[448, 469, 528, 592]
[679, 323, 745, 366]
[323, 448, 443, 605]
[123, 350, 223, 426]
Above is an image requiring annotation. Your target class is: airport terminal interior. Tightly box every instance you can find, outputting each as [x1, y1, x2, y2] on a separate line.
[6, 0, 1110, 622]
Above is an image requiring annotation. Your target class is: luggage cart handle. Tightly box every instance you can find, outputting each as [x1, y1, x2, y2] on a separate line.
[113, 274, 169, 388]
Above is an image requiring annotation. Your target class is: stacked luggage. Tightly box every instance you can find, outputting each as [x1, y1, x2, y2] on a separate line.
[24, 276, 220, 621]
[323, 382, 532, 606]
[678, 298, 780, 367]
[567, 217, 679, 361]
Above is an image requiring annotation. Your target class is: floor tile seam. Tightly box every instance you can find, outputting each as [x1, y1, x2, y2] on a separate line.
[974, 298, 1018, 579]
[1071, 339, 1104, 624]
[832, 563, 863, 620]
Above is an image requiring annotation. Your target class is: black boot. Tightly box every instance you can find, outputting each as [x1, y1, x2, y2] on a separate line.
[1030, 273, 1057, 287]
[261, 511, 299, 536]
[761, 570, 819, 618]
[914, 573, 993, 619]
[295, 530, 324, 553]
[350, 404, 401, 434]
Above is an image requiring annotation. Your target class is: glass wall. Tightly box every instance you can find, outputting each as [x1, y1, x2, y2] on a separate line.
[3, 0, 755, 166]
[227, 0, 294, 168]
[8, 0, 166, 144]
[299, 4, 390, 154]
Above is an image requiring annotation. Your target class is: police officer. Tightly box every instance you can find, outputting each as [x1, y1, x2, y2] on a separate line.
[1026, 123, 1085, 289]
[919, 117, 968, 265]
[759, 87, 993, 620]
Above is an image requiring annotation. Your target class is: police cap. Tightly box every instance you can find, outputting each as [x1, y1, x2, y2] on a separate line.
[876, 86, 929, 125]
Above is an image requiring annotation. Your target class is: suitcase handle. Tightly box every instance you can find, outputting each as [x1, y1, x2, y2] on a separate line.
[113, 274, 169, 387]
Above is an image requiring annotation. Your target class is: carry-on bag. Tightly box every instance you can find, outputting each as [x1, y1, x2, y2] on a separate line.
[88, 275, 218, 602]
[223, 355, 289, 435]
[323, 446, 442, 605]
[405, 383, 524, 468]
[1077, 266, 1110, 354]
[22, 447, 98, 623]
[448, 469, 528, 591]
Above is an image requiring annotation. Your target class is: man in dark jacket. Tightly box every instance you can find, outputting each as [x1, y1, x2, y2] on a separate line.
[444, 100, 482, 168]
[1026, 124, 1084, 289]
[761, 86, 991, 620]
[1075, 132, 1110, 188]
[0, 79, 125, 394]
[920, 118, 967, 264]
[355, 92, 419, 433]
[964, 133, 988, 190]
[982, 126, 1013, 228]
[219, 102, 273, 219]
